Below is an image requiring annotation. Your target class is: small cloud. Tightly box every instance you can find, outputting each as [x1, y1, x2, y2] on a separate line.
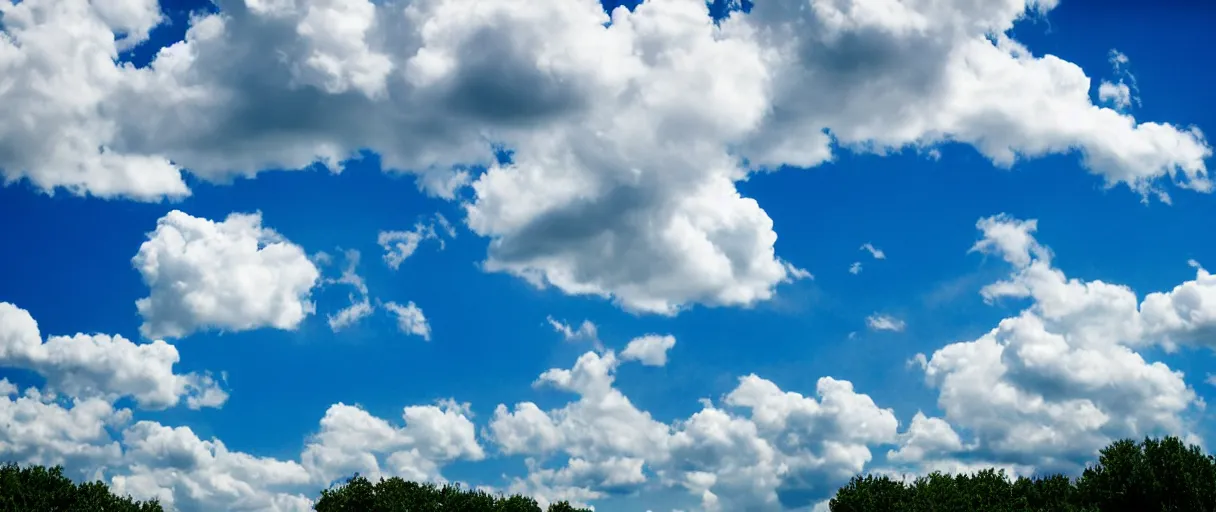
[784, 261, 813, 280]
[378, 213, 455, 270]
[860, 243, 886, 260]
[328, 298, 373, 332]
[385, 301, 431, 341]
[849, 262, 862, 275]
[908, 353, 928, 370]
[621, 334, 677, 367]
[1206, 373, 1216, 387]
[1098, 48, 1140, 111]
[324, 249, 375, 332]
[547, 316, 599, 341]
[866, 313, 906, 332]
[1098, 81, 1132, 110]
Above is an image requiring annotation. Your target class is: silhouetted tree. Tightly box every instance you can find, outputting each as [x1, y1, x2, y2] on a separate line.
[831, 436, 1214, 512]
[0, 462, 163, 512]
[313, 474, 591, 512]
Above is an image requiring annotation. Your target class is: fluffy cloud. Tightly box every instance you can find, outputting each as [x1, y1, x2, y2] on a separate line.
[384, 301, 432, 341]
[1, 355, 484, 512]
[0, 390, 127, 475]
[132, 210, 320, 340]
[4, 0, 1204, 314]
[0, 302, 226, 410]
[301, 400, 484, 485]
[378, 213, 455, 270]
[913, 215, 1205, 472]
[113, 422, 315, 512]
[1098, 49, 1139, 111]
[620, 334, 676, 366]
[489, 348, 899, 511]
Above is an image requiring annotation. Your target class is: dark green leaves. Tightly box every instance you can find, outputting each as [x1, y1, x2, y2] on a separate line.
[313, 474, 591, 512]
[830, 436, 1216, 512]
[0, 462, 163, 512]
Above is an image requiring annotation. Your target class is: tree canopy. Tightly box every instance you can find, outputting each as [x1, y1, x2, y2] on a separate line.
[313, 474, 592, 512]
[0, 462, 163, 512]
[830, 436, 1216, 512]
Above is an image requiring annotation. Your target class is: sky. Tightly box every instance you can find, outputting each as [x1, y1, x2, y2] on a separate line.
[1, 0, 1215, 511]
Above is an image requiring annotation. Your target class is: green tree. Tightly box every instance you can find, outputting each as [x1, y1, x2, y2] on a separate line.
[830, 436, 1213, 512]
[313, 474, 592, 512]
[0, 462, 163, 512]
[1075, 437, 1216, 512]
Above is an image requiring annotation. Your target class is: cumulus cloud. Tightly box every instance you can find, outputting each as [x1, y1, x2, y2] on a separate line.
[488, 349, 898, 511]
[2, 367, 485, 512]
[0, 302, 226, 410]
[2, 0, 1205, 315]
[620, 334, 676, 367]
[866, 314, 906, 332]
[913, 214, 1205, 473]
[848, 262, 862, 275]
[301, 399, 484, 485]
[384, 301, 432, 341]
[132, 210, 320, 340]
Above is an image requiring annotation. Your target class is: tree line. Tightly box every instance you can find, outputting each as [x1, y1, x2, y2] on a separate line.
[2, 436, 1214, 511]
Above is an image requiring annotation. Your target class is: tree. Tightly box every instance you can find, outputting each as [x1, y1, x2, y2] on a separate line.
[1075, 437, 1216, 512]
[313, 474, 592, 512]
[830, 436, 1215, 512]
[0, 462, 163, 512]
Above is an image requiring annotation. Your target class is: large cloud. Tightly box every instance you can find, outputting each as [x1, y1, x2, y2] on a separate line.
[3, 0, 1207, 313]
[0, 302, 226, 410]
[907, 215, 1207, 473]
[132, 210, 321, 340]
[487, 347, 899, 511]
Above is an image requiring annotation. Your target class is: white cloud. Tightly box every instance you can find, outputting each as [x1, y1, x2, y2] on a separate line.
[378, 214, 455, 270]
[0, 302, 226, 410]
[848, 262, 862, 275]
[327, 300, 373, 332]
[132, 210, 320, 340]
[489, 349, 899, 511]
[0, 390, 127, 475]
[114, 422, 315, 512]
[620, 334, 676, 367]
[1098, 49, 1140, 111]
[384, 301, 432, 341]
[301, 399, 484, 485]
[546, 316, 600, 348]
[1098, 81, 1132, 110]
[324, 249, 375, 332]
[916, 214, 1203, 473]
[860, 244, 886, 260]
[1, 372, 485, 512]
[1, 0, 1204, 315]
[866, 313, 906, 332]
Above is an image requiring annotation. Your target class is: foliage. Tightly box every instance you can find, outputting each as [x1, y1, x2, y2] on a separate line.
[830, 436, 1216, 512]
[313, 474, 592, 512]
[0, 462, 163, 512]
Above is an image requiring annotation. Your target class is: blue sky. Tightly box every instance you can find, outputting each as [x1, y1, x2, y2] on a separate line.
[1, 0, 1215, 510]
